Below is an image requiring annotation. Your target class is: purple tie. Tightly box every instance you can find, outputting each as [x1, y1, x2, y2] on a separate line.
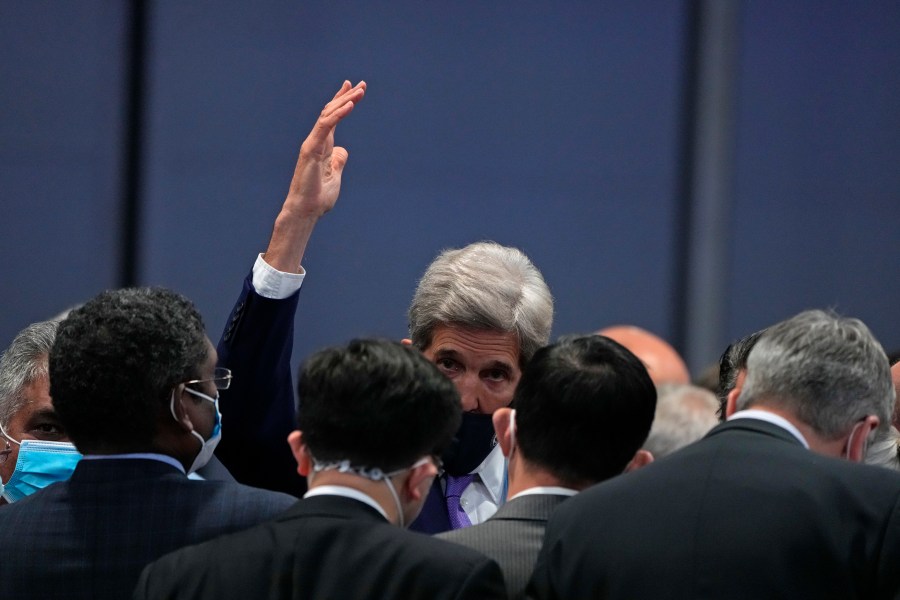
[445, 474, 476, 529]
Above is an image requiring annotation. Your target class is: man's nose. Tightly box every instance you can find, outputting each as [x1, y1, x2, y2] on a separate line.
[454, 374, 480, 412]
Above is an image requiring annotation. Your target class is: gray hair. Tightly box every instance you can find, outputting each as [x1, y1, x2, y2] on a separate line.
[865, 426, 900, 471]
[408, 241, 553, 364]
[644, 383, 719, 458]
[737, 310, 895, 439]
[0, 320, 60, 428]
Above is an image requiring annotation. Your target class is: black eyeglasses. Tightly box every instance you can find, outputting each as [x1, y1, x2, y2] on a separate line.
[184, 367, 233, 391]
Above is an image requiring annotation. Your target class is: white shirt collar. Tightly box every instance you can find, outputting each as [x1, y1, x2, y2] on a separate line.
[471, 444, 506, 504]
[509, 486, 578, 501]
[81, 452, 187, 473]
[728, 409, 810, 449]
[304, 485, 389, 521]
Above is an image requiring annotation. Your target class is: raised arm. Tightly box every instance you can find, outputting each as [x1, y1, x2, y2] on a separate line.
[264, 80, 366, 272]
[214, 81, 366, 496]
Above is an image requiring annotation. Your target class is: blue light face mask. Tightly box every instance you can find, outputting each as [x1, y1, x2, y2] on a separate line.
[170, 387, 222, 474]
[1, 439, 82, 503]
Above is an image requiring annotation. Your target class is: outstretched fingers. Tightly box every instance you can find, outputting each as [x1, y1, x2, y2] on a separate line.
[309, 81, 366, 142]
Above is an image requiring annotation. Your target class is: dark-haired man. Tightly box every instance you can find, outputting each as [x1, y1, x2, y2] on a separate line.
[0, 288, 295, 600]
[439, 335, 656, 597]
[527, 310, 900, 599]
[135, 339, 506, 600]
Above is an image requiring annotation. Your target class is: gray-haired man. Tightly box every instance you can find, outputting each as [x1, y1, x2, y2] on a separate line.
[528, 309, 900, 599]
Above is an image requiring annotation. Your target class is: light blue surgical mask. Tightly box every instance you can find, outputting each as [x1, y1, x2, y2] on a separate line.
[170, 387, 222, 474]
[1, 438, 82, 503]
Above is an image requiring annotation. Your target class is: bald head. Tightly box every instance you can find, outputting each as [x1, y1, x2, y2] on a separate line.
[598, 326, 690, 386]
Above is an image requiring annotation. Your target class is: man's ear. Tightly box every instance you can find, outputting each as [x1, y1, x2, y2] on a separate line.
[725, 387, 741, 419]
[169, 384, 194, 432]
[400, 338, 413, 346]
[846, 416, 879, 463]
[624, 449, 654, 473]
[288, 430, 311, 476]
[492, 408, 515, 458]
[403, 459, 438, 502]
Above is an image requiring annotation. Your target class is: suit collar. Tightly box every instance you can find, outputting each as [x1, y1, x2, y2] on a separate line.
[278, 494, 389, 524]
[488, 493, 570, 522]
[706, 417, 807, 448]
[69, 457, 186, 483]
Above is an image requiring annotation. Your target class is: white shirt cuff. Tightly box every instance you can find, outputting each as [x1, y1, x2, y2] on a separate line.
[251, 253, 305, 300]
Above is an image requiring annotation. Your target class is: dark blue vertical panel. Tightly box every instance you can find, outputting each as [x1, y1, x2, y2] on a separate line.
[0, 2, 127, 344]
[729, 1, 900, 351]
[141, 1, 685, 366]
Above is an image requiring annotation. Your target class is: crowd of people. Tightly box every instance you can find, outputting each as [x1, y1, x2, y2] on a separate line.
[1, 81, 899, 599]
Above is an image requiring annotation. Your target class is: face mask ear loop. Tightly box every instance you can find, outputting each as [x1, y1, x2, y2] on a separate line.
[383, 476, 405, 528]
[0, 421, 21, 446]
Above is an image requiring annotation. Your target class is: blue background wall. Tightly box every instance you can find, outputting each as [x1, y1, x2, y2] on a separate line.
[2, 1, 898, 375]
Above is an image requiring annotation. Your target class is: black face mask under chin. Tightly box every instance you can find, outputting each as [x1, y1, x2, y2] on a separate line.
[441, 412, 498, 476]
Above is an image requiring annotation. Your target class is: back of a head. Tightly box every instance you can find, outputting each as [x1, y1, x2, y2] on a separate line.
[297, 339, 462, 472]
[716, 328, 766, 420]
[408, 241, 553, 364]
[49, 288, 208, 452]
[737, 310, 895, 438]
[514, 334, 657, 487]
[0, 320, 59, 429]
[644, 384, 719, 458]
[598, 325, 690, 386]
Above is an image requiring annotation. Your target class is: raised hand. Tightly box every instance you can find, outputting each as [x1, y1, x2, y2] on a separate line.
[264, 80, 366, 273]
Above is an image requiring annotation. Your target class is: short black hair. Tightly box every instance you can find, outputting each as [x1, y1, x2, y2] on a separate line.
[296, 339, 462, 472]
[514, 334, 656, 487]
[716, 328, 766, 421]
[49, 287, 208, 451]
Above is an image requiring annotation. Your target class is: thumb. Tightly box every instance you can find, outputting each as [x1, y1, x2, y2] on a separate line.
[331, 147, 349, 174]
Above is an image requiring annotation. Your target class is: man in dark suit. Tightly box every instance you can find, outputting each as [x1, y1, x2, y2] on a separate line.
[527, 309, 900, 599]
[0, 287, 296, 600]
[438, 334, 656, 597]
[135, 339, 506, 600]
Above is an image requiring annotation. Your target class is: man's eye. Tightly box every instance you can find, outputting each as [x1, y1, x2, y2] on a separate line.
[484, 369, 509, 382]
[31, 423, 66, 440]
[435, 358, 460, 373]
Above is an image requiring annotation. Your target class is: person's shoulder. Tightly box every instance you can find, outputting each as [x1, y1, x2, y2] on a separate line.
[194, 478, 297, 508]
[394, 525, 497, 566]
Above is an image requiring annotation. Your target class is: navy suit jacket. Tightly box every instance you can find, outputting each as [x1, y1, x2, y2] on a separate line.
[214, 273, 306, 497]
[0, 458, 295, 600]
[527, 419, 900, 600]
[135, 494, 508, 600]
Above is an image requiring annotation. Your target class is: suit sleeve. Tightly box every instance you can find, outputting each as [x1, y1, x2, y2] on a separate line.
[214, 273, 306, 497]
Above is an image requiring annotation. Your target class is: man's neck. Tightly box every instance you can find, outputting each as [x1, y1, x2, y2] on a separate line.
[506, 457, 585, 498]
[738, 404, 844, 458]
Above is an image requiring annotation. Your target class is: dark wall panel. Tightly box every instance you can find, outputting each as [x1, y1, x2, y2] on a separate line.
[728, 1, 900, 352]
[140, 1, 685, 368]
[0, 2, 127, 345]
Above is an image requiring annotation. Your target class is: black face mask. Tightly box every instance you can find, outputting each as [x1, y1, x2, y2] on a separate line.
[441, 412, 498, 476]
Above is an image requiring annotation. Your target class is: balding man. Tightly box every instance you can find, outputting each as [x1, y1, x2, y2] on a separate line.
[598, 325, 690, 386]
